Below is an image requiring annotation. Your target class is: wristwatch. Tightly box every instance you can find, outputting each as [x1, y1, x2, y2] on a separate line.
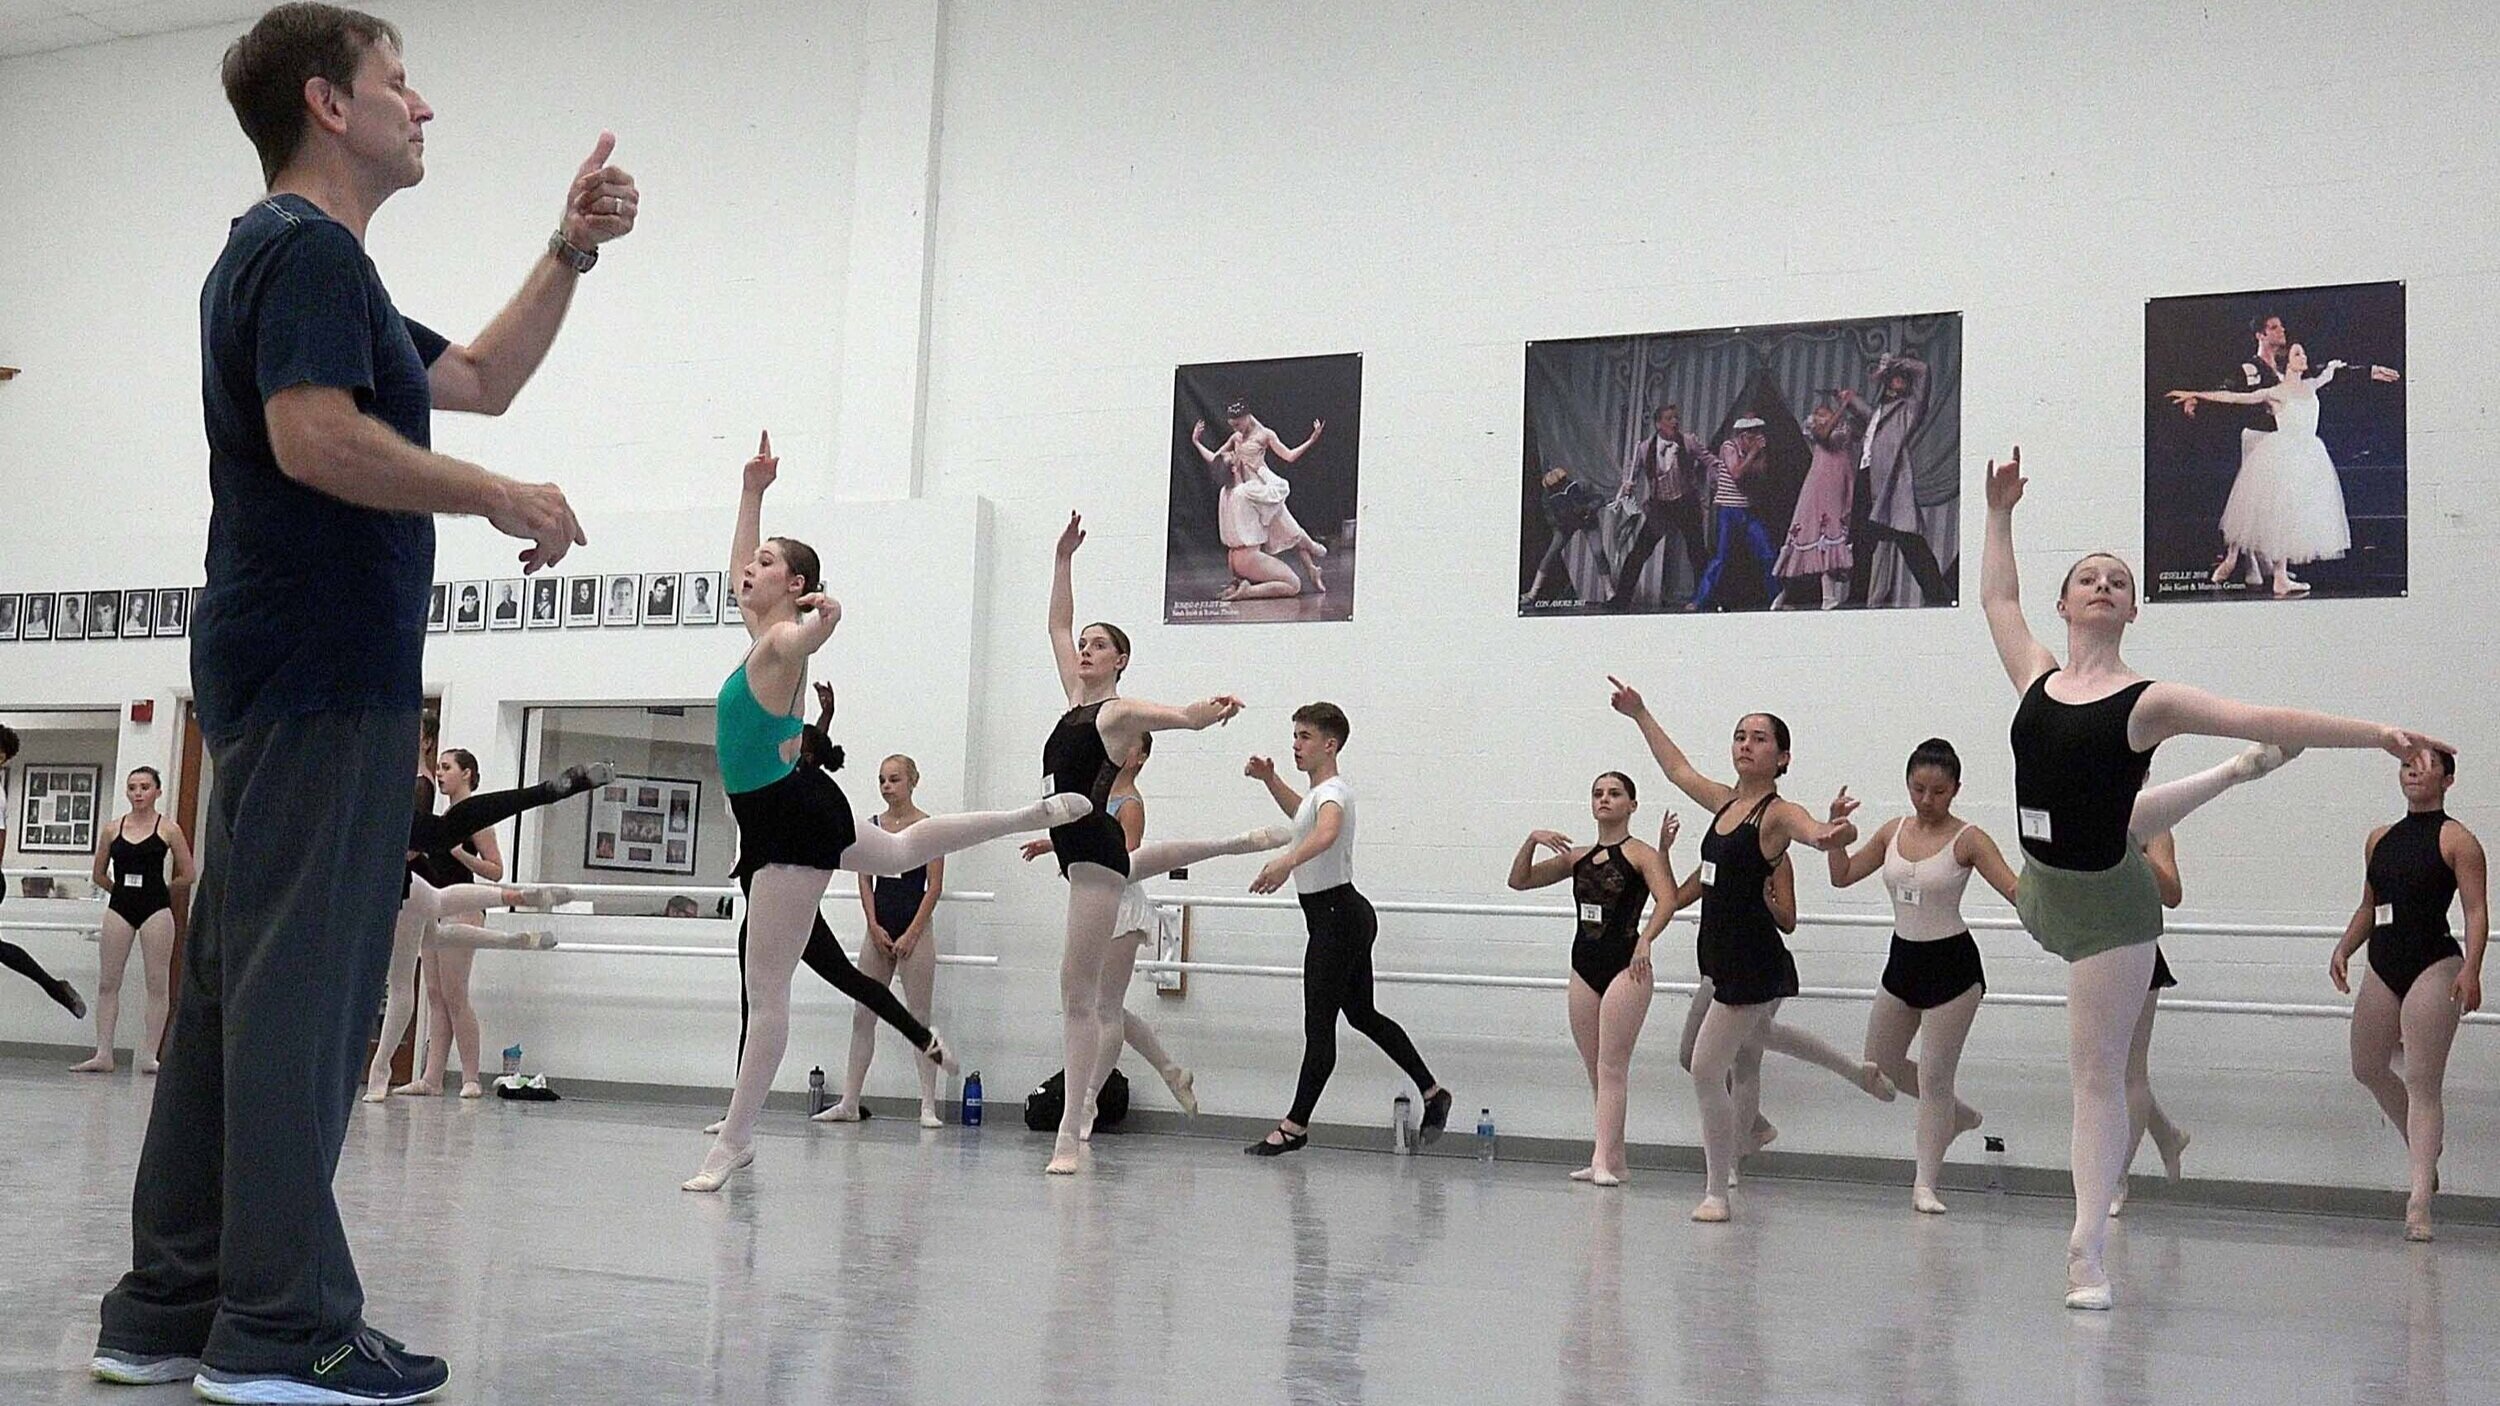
[546, 228, 598, 274]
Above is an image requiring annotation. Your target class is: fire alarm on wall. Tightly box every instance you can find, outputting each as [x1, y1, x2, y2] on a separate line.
[131, 700, 155, 724]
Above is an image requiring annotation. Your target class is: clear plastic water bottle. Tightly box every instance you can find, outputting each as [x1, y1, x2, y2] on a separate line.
[808, 1065, 828, 1115]
[1985, 1135, 2007, 1196]
[501, 1044, 522, 1079]
[1392, 1091, 1415, 1154]
[961, 1071, 983, 1127]
[1476, 1108, 1497, 1163]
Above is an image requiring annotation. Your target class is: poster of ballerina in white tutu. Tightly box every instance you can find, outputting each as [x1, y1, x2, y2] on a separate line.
[1164, 353, 1361, 625]
[2145, 281, 2405, 602]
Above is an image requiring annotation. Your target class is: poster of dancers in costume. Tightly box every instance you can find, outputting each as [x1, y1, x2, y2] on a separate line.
[2145, 281, 2406, 602]
[1164, 352, 1362, 625]
[1520, 312, 1962, 616]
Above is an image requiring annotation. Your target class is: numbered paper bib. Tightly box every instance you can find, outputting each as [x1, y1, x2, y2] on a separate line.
[1578, 902, 1603, 924]
[2017, 808, 2053, 843]
[123, 872, 144, 888]
[1895, 884, 1922, 907]
[1699, 859, 1718, 888]
[2375, 903, 2395, 927]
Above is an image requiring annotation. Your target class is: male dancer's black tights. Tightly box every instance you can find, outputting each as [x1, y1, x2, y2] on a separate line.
[1287, 884, 1435, 1126]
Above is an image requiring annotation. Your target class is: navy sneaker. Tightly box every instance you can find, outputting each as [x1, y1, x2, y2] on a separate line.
[193, 1327, 448, 1404]
[88, 1345, 201, 1385]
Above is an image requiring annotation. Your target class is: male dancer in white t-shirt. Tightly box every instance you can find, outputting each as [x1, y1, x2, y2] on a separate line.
[1243, 702, 1453, 1154]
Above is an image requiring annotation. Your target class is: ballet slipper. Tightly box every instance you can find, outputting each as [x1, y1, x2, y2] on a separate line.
[1913, 1186, 1948, 1215]
[2228, 745, 2293, 783]
[2405, 1199, 2434, 1243]
[516, 930, 560, 950]
[361, 1086, 389, 1105]
[1077, 1095, 1098, 1142]
[1569, 1166, 1599, 1183]
[69, 1055, 116, 1074]
[702, 1118, 726, 1135]
[1045, 1134, 1084, 1175]
[1690, 1196, 1731, 1223]
[922, 1029, 961, 1075]
[1858, 1063, 1898, 1102]
[139, 1060, 159, 1075]
[1591, 1169, 1624, 1188]
[1749, 1120, 1779, 1153]
[811, 1101, 864, 1124]
[507, 885, 576, 911]
[681, 1142, 755, 1193]
[1953, 1104, 1985, 1136]
[2209, 549, 2239, 585]
[1245, 826, 1295, 851]
[392, 1080, 436, 1097]
[1162, 1066, 1198, 1115]
[2108, 1187, 2128, 1218]
[459, 1082, 484, 1099]
[918, 1105, 945, 1130]
[2064, 1246, 2112, 1311]
[1034, 796, 1093, 829]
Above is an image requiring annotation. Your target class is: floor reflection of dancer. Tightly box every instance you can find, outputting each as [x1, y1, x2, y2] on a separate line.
[1772, 395, 1866, 611]
[820, 751, 947, 1130]
[2168, 343, 2379, 597]
[1980, 444, 2448, 1309]
[1606, 681, 1877, 1221]
[1020, 732, 1206, 1120]
[0, 726, 87, 1021]
[1506, 771, 1678, 1185]
[1043, 512, 1288, 1173]
[687, 436, 1083, 1191]
[2331, 750, 2487, 1241]
[73, 769, 195, 1074]
[1190, 401, 1328, 600]
[1823, 739, 2018, 1212]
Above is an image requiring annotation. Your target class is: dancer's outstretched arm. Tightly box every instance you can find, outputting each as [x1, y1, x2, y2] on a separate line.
[1980, 449, 2057, 694]
[1507, 831, 1582, 891]
[731, 431, 773, 595]
[1957, 825, 2022, 906]
[1269, 420, 1324, 465]
[1824, 806, 1899, 889]
[1608, 677, 1735, 812]
[2130, 684, 2449, 760]
[1048, 512, 1087, 701]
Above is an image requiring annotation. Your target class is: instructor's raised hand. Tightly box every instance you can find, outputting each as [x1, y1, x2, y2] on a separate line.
[561, 131, 639, 247]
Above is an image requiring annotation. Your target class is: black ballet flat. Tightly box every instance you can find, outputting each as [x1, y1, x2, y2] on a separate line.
[1245, 1128, 1309, 1157]
[1419, 1088, 1453, 1144]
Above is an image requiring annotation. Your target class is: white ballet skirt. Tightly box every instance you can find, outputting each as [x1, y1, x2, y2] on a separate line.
[1218, 465, 1315, 551]
[2218, 391, 2351, 565]
[1115, 881, 1155, 940]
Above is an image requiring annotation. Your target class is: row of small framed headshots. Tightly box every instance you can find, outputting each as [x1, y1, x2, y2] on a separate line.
[0, 588, 193, 642]
[431, 572, 731, 632]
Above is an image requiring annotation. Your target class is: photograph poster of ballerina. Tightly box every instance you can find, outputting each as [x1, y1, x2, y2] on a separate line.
[2145, 280, 2405, 602]
[1520, 311, 1963, 615]
[1164, 352, 1362, 625]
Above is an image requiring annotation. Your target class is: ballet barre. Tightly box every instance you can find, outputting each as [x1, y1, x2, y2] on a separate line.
[1152, 890, 2359, 942]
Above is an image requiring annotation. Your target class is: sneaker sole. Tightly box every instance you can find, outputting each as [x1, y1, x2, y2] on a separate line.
[193, 1368, 446, 1404]
[89, 1352, 201, 1385]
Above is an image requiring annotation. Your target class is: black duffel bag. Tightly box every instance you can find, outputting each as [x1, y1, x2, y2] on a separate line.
[1022, 1068, 1130, 1131]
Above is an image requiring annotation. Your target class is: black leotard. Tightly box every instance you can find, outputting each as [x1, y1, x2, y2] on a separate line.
[1042, 700, 1128, 878]
[2365, 809, 2463, 999]
[1696, 795, 1797, 1006]
[1569, 842, 1649, 994]
[2009, 671, 2158, 872]
[106, 819, 173, 927]
[870, 814, 931, 935]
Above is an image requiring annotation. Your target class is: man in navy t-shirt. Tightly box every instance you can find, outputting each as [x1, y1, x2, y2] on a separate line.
[92, 6, 637, 1399]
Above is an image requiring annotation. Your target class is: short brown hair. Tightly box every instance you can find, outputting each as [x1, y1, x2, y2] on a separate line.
[1291, 702, 1350, 748]
[221, 4, 403, 184]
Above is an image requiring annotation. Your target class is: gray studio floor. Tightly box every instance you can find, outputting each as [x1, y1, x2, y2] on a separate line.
[2, 1053, 2489, 1406]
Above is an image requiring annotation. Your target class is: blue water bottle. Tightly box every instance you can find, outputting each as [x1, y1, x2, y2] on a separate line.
[962, 1071, 984, 1127]
[1476, 1108, 1497, 1163]
[501, 1044, 522, 1079]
